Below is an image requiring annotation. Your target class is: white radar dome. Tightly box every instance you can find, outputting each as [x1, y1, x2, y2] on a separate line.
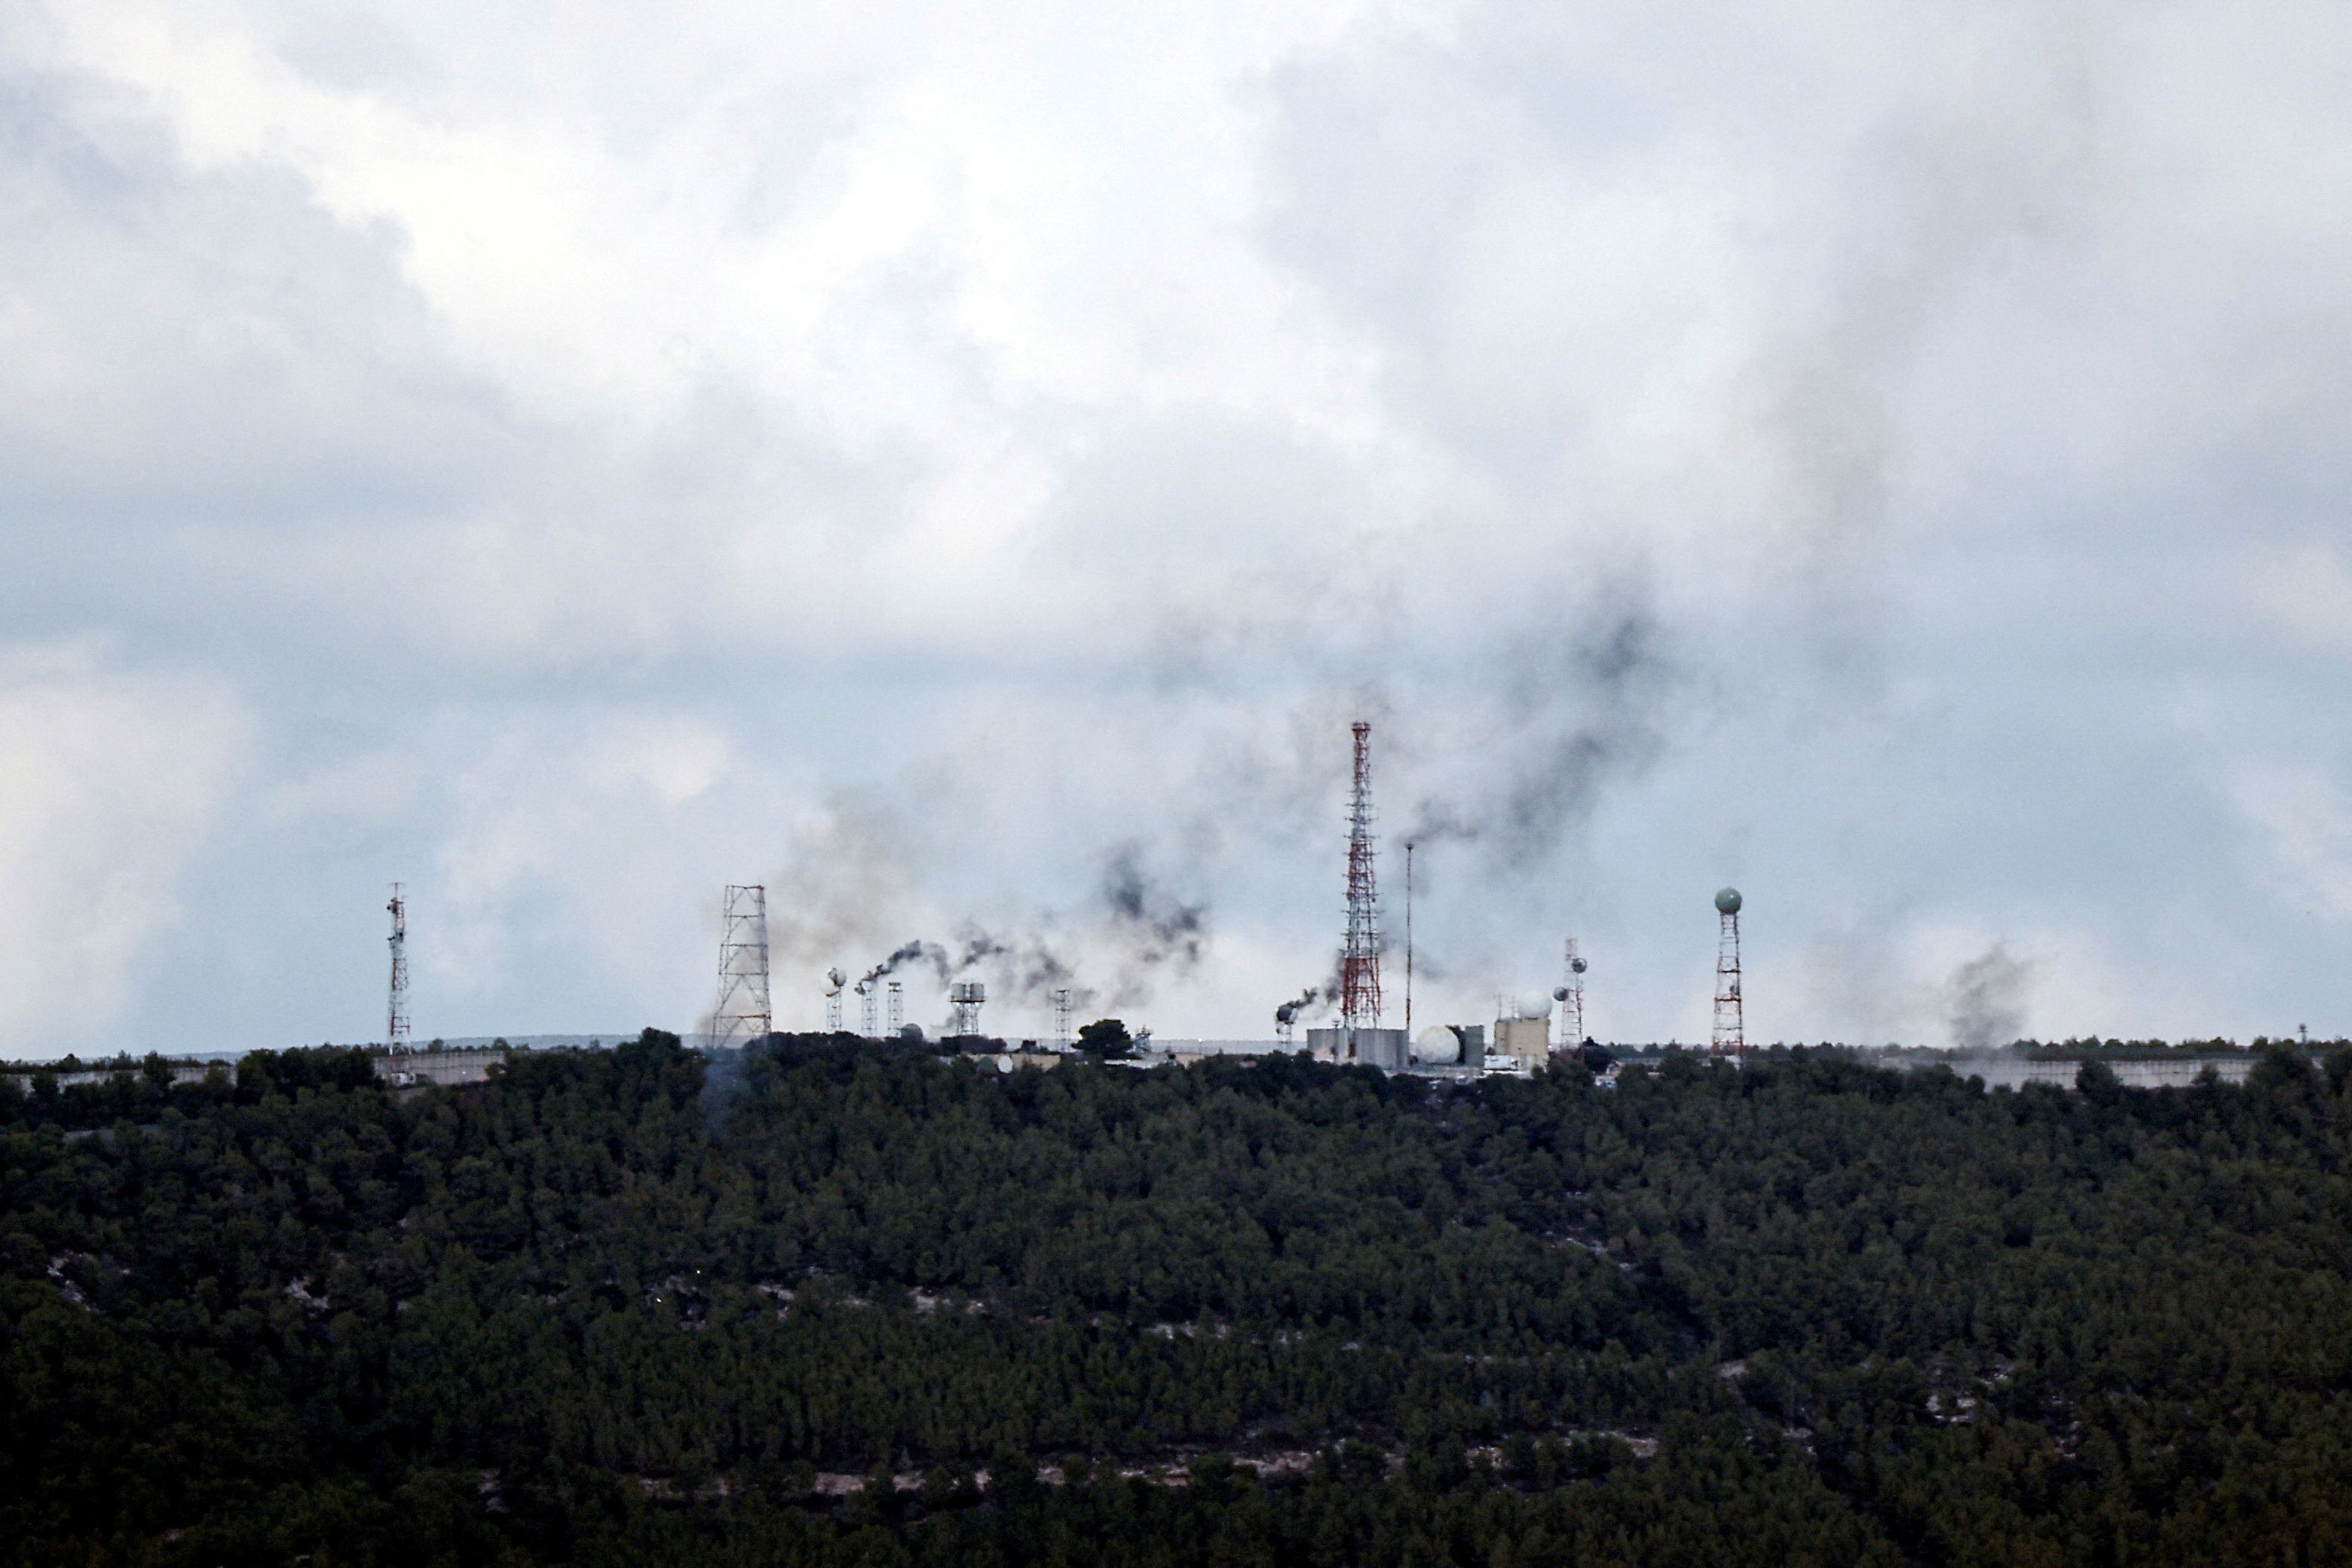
[1413, 1025, 1463, 1064]
[1519, 993, 1554, 1020]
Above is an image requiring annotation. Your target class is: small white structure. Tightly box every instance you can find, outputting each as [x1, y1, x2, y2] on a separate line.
[1413, 1025, 1462, 1064]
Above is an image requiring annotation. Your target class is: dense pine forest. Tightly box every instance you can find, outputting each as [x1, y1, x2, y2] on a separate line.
[6, 1034, 2352, 1566]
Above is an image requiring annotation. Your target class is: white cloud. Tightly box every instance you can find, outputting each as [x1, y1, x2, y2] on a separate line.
[0, 647, 249, 1053]
[2249, 542, 2352, 654]
[4, 2, 2352, 1049]
[2231, 764, 2352, 921]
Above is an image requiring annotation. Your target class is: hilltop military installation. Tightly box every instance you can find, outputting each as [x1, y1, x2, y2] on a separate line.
[1288, 724, 1748, 1076]
[676, 722, 1748, 1067]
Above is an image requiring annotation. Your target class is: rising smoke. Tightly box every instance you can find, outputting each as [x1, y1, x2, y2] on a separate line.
[1273, 974, 1336, 1030]
[1097, 841, 1211, 1006]
[1946, 944, 2033, 1052]
[1390, 606, 1678, 878]
[795, 842, 1210, 1030]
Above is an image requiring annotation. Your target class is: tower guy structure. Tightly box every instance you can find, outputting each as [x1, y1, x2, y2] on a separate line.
[1711, 887, 1744, 1058]
[1309, 721, 1410, 1067]
[1556, 937, 1586, 1048]
[386, 884, 412, 1052]
[711, 884, 773, 1050]
[1340, 721, 1383, 1031]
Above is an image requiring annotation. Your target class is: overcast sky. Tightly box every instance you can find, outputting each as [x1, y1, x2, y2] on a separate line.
[5, 2, 2350, 1058]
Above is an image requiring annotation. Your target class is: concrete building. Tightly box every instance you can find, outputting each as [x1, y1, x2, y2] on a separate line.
[1147, 1039, 1283, 1065]
[377, 1046, 510, 1089]
[1306, 1025, 1410, 1069]
[1487, 996, 1556, 1074]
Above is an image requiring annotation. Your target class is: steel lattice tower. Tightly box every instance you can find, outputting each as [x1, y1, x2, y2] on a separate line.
[711, 884, 773, 1049]
[1557, 937, 1586, 1048]
[886, 981, 904, 1035]
[386, 884, 412, 1052]
[824, 968, 846, 1032]
[1339, 721, 1383, 1031]
[1711, 888, 1744, 1058]
[948, 982, 985, 1037]
[856, 980, 877, 1038]
[1052, 988, 1073, 1049]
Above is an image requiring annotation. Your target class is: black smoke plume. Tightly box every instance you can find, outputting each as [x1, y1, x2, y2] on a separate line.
[1273, 986, 1323, 1027]
[948, 923, 1098, 1012]
[1098, 841, 1211, 1005]
[862, 940, 948, 987]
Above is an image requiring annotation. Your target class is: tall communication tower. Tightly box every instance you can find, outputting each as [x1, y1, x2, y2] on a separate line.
[1052, 988, 1073, 1050]
[824, 968, 846, 1032]
[1339, 721, 1383, 1031]
[886, 980, 904, 1035]
[386, 884, 412, 1052]
[1711, 888, 1744, 1058]
[856, 979, 877, 1037]
[712, 885, 773, 1049]
[1556, 937, 1586, 1049]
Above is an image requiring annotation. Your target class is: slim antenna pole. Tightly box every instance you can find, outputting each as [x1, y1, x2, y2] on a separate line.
[1404, 841, 1414, 1037]
[386, 884, 411, 1053]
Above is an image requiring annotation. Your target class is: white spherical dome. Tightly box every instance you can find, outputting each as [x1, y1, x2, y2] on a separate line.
[1519, 993, 1554, 1021]
[1413, 1025, 1463, 1064]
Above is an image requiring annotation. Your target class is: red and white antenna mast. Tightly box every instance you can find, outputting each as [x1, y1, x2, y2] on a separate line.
[386, 883, 412, 1053]
[1711, 887, 1744, 1058]
[1340, 721, 1383, 1031]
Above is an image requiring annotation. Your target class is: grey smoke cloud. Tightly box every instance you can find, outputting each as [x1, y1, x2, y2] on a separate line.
[1946, 945, 2034, 1052]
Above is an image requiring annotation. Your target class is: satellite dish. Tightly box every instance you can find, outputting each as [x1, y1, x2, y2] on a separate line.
[1715, 887, 1742, 914]
[825, 967, 846, 994]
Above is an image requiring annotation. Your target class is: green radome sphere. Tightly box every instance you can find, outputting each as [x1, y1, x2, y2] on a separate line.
[1714, 887, 1742, 914]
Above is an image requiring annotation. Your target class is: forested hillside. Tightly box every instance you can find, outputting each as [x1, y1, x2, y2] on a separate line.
[6, 1034, 2351, 1566]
